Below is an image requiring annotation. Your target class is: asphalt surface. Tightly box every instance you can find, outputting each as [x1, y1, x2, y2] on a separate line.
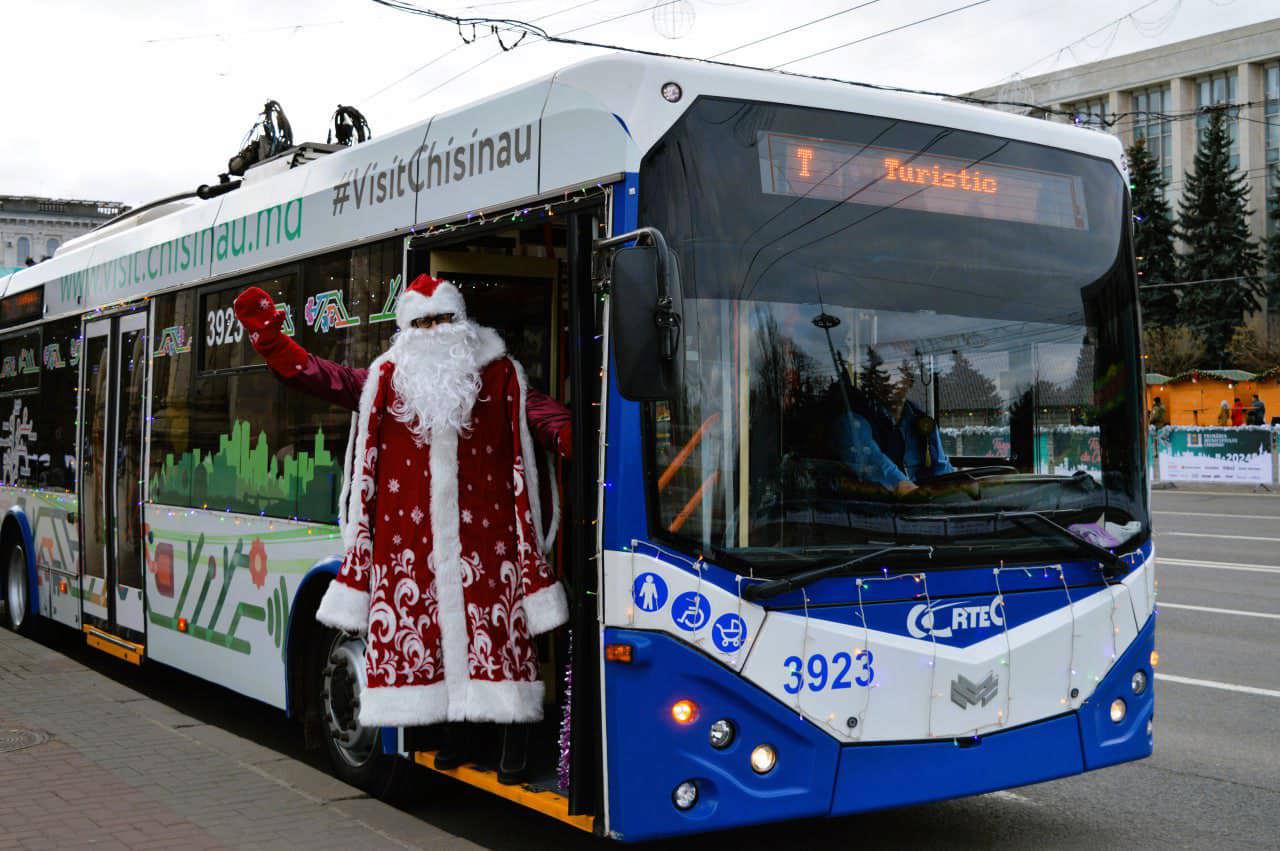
[21, 490, 1279, 849]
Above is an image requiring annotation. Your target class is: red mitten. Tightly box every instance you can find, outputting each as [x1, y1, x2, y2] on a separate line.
[233, 286, 308, 375]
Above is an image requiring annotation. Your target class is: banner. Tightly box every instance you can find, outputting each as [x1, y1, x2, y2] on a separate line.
[1156, 427, 1274, 485]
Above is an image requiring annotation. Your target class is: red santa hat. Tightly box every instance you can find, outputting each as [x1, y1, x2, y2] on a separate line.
[396, 273, 466, 328]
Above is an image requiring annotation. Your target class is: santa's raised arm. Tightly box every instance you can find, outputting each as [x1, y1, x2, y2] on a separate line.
[232, 285, 572, 459]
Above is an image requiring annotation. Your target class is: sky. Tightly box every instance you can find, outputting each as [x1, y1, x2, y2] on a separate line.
[4, 0, 1274, 205]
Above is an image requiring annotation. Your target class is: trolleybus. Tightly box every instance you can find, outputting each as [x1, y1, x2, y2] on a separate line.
[0, 53, 1155, 841]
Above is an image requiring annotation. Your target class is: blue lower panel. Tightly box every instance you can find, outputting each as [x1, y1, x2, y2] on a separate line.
[1078, 611, 1156, 770]
[831, 715, 1083, 816]
[604, 628, 840, 842]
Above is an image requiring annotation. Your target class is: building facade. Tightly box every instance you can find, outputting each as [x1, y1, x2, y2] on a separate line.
[967, 18, 1280, 243]
[0, 195, 126, 274]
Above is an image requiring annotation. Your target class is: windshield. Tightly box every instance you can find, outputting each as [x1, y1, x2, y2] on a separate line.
[638, 97, 1147, 573]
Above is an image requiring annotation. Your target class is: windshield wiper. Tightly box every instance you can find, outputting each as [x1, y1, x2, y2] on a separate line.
[998, 511, 1127, 579]
[741, 545, 934, 602]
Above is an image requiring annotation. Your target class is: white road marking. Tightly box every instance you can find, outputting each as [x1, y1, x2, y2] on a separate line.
[1155, 511, 1280, 520]
[1162, 531, 1280, 543]
[1154, 489, 1277, 498]
[1156, 674, 1280, 699]
[1157, 557, 1280, 575]
[1158, 602, 1280, 620]
[985, 790, 1038, 806]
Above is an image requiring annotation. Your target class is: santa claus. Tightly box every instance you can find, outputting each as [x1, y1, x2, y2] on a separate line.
[265, 273, 568, 728]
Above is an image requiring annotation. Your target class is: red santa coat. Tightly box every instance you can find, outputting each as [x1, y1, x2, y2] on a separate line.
[316, 326, 568, 726]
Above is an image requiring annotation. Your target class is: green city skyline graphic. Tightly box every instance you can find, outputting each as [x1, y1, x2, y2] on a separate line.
[151, 420, 341, 521]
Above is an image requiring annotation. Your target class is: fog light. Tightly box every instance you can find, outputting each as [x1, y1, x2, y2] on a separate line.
[672, 780, 697, 810]
[1131, 670, 1148, 695]
[671, 699, 697, 725]
[1150, 649, 1159, 668]
[709, 719, 734, 749]
[661, 81, 683, 103]
[1110, 698, 1127, 723]
[1147, 718, 1153, 737]
[750, 744, 777, 774]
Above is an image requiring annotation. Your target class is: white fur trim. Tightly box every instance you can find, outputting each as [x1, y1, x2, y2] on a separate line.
[396, 282, 466, 328]
[511, 360, 550, 555]
[523, 582, 569, 637]
[428, 425, 472, 722]
[340, 352, 393, 550]
[315, 581, 370, 634]
[470, 325, 506, 368]
[359, 679, 544, 726]
[359, 682, 450, 728]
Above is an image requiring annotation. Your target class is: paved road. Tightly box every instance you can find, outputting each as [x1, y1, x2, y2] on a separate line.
[3, 490, 1277, 848]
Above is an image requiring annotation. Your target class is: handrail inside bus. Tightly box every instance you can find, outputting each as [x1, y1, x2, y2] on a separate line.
[658, 412, 721, 493]
[668, 470, 720, 535]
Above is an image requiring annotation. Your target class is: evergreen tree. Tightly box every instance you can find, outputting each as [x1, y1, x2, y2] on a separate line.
[939, 351, 1003, 425]
[1176, 108, 1264, 361]
[859, 346, 895, 407]
[1127, 138, 1179, 326]
[1267, 163, 1280, 303]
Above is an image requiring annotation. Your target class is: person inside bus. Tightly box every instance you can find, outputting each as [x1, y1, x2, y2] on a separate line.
[829, 378, 954, 495]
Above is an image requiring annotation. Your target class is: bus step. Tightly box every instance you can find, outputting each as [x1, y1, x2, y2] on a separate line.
[83, 626, 144, 665]
[413, 750, 594, 833]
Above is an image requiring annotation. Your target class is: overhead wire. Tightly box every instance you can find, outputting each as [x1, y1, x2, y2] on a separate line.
[709, 0, 885, 59]
[771, 0, 996, 69]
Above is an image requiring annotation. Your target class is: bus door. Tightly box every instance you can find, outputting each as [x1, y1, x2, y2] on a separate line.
[78, 310, 149, 661]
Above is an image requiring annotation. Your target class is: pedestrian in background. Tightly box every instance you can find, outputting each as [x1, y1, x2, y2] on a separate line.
[1231, 397, 1246, 426]
[1248, 394, 1266, 426]
[1149, 396, 1169, 429]
[1217, 400, 1231, 426]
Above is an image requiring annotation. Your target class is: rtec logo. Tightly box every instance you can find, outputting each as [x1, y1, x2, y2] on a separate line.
[906, 598, 1005, 639]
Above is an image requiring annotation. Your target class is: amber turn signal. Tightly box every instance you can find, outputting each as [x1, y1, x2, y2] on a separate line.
[671, 699, 698, 725]
[178, 617, 189, 633]
[605, 643, 633, 663]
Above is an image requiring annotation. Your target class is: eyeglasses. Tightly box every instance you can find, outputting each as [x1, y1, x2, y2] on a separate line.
[411, 313, 455, 329]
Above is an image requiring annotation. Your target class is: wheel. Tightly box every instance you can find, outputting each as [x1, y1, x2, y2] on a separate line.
[3, 541, 31, 634]
[310, 621, 414, 801]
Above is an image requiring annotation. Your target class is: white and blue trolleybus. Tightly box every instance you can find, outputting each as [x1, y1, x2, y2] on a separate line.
[0, 54, 1155, 840]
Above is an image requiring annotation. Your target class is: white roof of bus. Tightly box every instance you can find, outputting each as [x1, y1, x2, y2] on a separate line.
[6, 52, 1124, 312]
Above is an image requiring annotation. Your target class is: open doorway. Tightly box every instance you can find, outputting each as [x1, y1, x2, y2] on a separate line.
[402, 199, 605, 820]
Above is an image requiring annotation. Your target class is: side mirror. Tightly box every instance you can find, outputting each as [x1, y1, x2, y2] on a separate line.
[600, 230, 682, 402]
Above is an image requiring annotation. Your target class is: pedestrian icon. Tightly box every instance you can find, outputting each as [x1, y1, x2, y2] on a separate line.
[712, 613, 748, 653]
[671, 592, 711, 632]
[632, 572, 668, 613]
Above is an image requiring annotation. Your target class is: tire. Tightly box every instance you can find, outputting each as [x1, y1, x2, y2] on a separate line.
[309, 619, 415, 801]
[3, 540, 31, 635]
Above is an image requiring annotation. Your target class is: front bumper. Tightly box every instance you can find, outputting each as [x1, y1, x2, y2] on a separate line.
[603, 613, 1156, 841]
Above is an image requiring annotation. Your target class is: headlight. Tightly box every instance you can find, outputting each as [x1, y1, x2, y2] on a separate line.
[750, 744, 777, 774]
[672, 780, 698, 810]
[1110, 698, 1127, 723]
[709, 719, 734, 749]
[1131, 670, 1148, 695]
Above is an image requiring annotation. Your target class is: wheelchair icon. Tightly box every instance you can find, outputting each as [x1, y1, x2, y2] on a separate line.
[671, 592, 711, 632]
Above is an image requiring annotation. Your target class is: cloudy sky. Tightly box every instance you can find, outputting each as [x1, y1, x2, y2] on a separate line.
[6, 0, 1273, 205]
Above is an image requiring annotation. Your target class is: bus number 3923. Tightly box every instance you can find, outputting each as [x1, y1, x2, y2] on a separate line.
[782, 650, 874, 693]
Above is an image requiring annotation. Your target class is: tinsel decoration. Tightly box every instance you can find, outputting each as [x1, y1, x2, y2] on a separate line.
[557, 629, 574, 792]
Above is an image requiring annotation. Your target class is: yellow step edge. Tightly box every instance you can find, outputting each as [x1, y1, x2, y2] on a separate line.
[413, 751, 595, 834]
[83, 625, 144, 665]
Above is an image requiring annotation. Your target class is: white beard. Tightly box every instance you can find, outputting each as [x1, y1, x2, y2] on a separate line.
[388, 320, 484, 445]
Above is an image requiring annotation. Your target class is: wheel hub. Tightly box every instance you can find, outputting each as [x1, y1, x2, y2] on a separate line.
[322, 633, 376, 767]
[6, 547, 25, 628]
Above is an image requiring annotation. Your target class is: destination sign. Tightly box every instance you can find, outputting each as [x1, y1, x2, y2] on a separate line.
[758, 131, 1088, 231]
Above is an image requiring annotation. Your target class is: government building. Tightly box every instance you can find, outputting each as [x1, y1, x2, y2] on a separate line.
[966, 18, 1280, 242]
[1, 195, 127, 274]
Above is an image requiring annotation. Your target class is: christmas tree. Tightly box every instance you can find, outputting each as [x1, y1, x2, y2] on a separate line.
[1127, 138, 1179, 327]
[1176, 107, 1263, 362]
[859, 346, 895, 407]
